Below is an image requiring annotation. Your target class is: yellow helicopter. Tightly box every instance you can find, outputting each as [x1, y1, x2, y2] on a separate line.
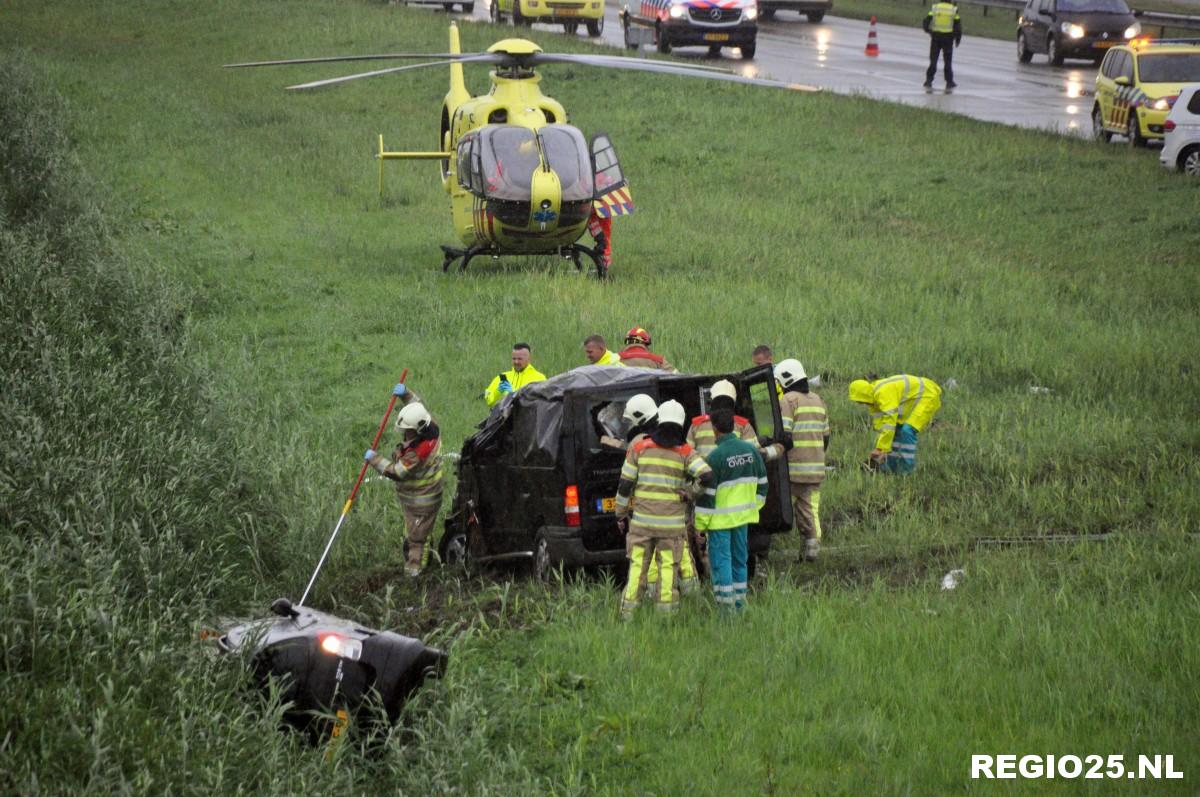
[227, 24, 816, 279]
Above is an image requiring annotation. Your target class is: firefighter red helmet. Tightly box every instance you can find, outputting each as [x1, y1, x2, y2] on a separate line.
[624, 327, 652, 346]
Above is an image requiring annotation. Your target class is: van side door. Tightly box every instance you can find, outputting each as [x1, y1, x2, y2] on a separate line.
[737, 364, 794, 533]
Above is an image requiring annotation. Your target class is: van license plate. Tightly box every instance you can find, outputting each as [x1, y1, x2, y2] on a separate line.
[704, 33, 730, 42]
[557, 7, 579, 14]
[597, 497, 617, 512]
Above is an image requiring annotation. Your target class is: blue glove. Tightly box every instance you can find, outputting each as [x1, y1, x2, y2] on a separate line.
[498, 379, 513, 395]
[393, 383, 407, 397]
[364, 448, 376, 461]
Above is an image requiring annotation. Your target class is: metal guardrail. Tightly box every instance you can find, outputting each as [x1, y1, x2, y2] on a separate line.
[952, 0, 1200, 33]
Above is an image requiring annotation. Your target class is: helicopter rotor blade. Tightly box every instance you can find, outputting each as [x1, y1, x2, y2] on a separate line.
[283, 55, 506, 91]
[225, 53, 478, 69]
[527, 53, 819, 92]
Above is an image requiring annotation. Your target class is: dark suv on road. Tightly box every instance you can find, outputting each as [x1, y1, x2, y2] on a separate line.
[440, 364, 794, 579]
[1017, 0, 1141, 66]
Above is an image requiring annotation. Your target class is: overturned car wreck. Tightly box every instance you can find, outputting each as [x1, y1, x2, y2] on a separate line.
[441, 363, 795, 579]
[217, 598, 447, 737]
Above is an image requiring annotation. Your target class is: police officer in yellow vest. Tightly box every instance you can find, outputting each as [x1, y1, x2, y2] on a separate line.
[923, 1, 962, 89]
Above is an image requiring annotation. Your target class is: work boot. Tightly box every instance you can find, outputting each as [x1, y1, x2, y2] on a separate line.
[405, 564, 422, 577]
[804, 538, 821, 562]
[946, 81, 958, 89]
[619, 599, 638, 622]
[923, 80, 933, 88]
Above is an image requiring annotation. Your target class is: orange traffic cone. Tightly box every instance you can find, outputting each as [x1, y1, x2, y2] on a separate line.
[864, 16, 880, 57]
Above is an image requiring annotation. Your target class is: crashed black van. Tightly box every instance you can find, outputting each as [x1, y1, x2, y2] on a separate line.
[439, 364, 794, 579]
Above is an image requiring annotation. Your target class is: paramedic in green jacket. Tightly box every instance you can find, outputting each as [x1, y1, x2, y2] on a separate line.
[694, 409, 768, 612]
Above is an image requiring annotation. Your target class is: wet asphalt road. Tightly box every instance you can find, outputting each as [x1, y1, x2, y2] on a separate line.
[453, 3, 1100, 137]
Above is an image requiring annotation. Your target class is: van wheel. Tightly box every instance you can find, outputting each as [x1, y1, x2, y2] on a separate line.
[740, 42, 756, 59]
[806, 10, 824, 22]
[532, 532, 556, 581]
[1017, 31, 1033, 63]
[490, 0, 504, 24]
[1092, 106, 1111, 142]
[1127, 112, 1144, 147]
[586, 16, 603, 36]
[1180, 145, 1200, 176]
[1047, 35, 1064, 66]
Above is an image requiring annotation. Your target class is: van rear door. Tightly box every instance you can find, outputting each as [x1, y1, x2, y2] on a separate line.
[738, 364, 794, 533]
[564, 383, 656, 553]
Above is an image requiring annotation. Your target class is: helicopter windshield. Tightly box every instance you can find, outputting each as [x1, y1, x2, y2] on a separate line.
[539, 125, 593, 202]
[481, 126, 541, 201]
[478, 124, 593, 202]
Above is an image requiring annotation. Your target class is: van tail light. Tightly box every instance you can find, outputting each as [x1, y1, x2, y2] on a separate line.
[1164, 119, 1176, 132]
[564, 485, 581, 527]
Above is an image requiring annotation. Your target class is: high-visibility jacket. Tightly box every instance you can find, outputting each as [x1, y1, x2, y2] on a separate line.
[695, 434, 768, 532]
[593, 349, 623, 366]
[368, 392, 444, 510]
[484, 365, 546, 407]
[615, 438, 711, 538]
[618, 345, 677, 373]
[849, 375, 942, 453]
[926, 2, 960, 34]
[779, 390, 829, 484]
[687, 413, 768, 459]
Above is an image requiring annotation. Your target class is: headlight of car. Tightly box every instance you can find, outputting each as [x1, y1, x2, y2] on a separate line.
[668, 3, 687, 18]
[1151, 97, 1171, 111]
[744, 5, 758, 20]
[319, 633, 363, 661]
[1123, 23, 1140, 38]
[1061, 22, 1085, 39]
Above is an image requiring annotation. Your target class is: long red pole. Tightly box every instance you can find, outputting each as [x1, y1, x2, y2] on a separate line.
[299, 369, 408, 607]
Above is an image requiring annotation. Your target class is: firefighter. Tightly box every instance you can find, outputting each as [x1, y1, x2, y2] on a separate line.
[763, 359, 829, 562]
[695, 408, 768, 612]
[615, 400, 713, 619]
[923, 1, 962, 89]
[365, 383, 444, 576]
[848, 374, 942, 475]
[483, 342, 547, 408]
[586, 209, 613, 274]
[582, 334, 623, 366]
[618, 327, 677, 373]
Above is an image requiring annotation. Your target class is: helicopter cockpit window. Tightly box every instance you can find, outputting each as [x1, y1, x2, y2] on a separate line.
[538, 125, 593, 203]
[457, 133, 480, 193]
[480, 126, 540, 201]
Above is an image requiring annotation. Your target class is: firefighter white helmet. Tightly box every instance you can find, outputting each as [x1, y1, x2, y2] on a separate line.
[774, 359, 807, 389]
[657, 399, 686, 428]
[396, 402, 432, 433]
[623, 394, 658, 425]
[710, 379, 736, 402]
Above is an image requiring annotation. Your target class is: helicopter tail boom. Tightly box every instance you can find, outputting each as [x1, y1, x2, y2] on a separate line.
[446, 23, 470, 118]
[377, 134, 451, 196]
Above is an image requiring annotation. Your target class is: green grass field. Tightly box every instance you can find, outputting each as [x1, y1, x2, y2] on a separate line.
[3, 0, 1199, 793]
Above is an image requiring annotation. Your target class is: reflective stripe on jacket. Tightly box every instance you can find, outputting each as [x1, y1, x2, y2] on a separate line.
[695, 434, 768, 532]
[927, 2, 959, 34]
[686, 414, 758, 457]
[615, 439, 711, 537]
[484, 365, 547, 407]
[849, 375, 942, 453]
[779, 390, 829, 484]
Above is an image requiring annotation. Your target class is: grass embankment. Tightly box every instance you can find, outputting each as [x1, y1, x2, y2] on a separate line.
[828, 0, 1198, 42]
[3, 0, 1200, 793]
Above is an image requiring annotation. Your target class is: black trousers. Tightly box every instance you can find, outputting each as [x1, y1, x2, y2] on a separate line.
[926, 35, 955, 84]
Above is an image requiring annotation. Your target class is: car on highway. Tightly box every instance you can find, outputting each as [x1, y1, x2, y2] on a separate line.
[758, 0, 832, 23]
[1017, 0, 1141, 66]
[1160, 84, 1200, 175]
[620, 0, 758, 59]
[490, 0, 606, 37]
[1092, 39, 1200, 146]
[439, 364, 794, 579]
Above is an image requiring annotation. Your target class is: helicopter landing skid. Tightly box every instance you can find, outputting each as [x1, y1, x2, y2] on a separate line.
[440, 243, 609, 280]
